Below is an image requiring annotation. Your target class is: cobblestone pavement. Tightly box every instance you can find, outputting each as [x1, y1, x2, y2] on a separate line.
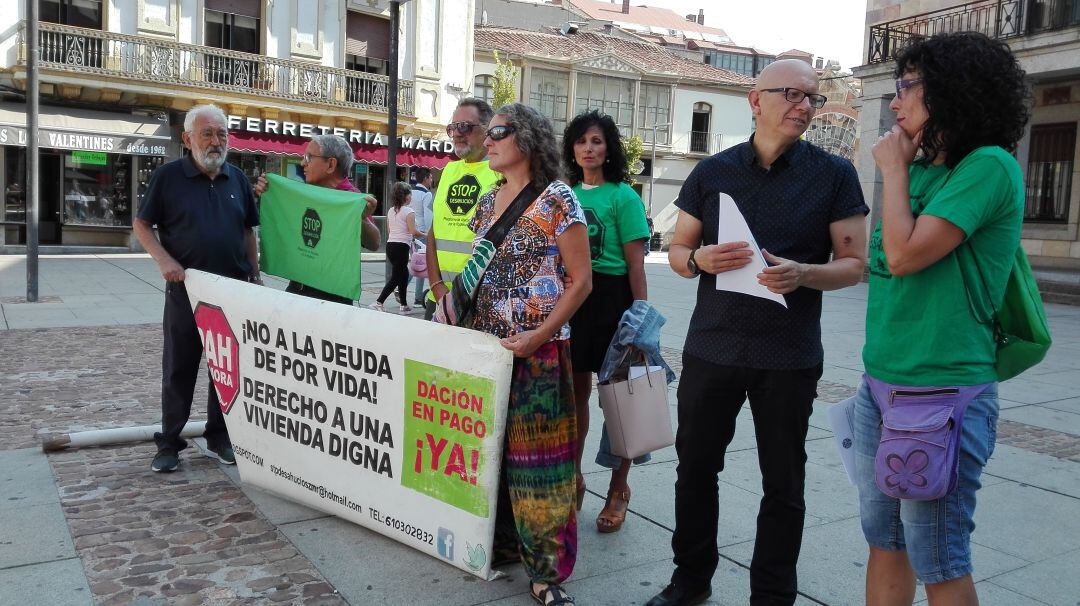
[2, 324, 344, 605]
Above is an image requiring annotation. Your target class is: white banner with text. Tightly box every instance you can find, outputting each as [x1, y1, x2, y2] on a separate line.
[184, 270, 513, 579]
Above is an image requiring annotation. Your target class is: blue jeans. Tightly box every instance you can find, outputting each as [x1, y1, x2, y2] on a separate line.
[852, 378, 999, 584]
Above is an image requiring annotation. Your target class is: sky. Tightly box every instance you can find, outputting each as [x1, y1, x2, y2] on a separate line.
[646, 0, 868, 71]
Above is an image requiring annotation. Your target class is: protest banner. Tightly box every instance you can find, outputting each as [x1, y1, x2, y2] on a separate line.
[183, 270, 513, 579]
[259, 173, 364, 299]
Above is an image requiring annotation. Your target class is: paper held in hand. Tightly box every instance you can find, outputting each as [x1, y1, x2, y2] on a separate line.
[714, 193, 787, 308]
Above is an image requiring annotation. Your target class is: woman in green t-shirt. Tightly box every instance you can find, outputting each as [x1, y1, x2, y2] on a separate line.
[858, 32, 1031, 605]
[562, 111, 651, 533]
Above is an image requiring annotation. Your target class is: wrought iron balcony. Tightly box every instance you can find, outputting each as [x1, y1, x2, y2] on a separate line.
[16, 21, 414, 116]
[689, 131, 710, 154]
[868, 0, 1080, 64]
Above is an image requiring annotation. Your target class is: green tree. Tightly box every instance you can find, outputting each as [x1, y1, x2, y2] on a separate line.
[491, 51, 519, 108]
[623, 134, 644, 185]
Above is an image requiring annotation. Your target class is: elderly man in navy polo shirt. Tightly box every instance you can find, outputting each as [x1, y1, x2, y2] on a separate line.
[647, 60, 869, 606]
[134, 103, 260, 474]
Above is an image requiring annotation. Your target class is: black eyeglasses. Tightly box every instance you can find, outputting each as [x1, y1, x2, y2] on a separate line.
[446, 122, 481, 137]
[485, 125, 516, 141]
[895, 78, 923, 100]
[760, 87, 827, 109]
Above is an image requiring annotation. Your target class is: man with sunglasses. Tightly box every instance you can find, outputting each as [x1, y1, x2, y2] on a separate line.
[647, 60, 868, 606]
[424, 98, 501, 319]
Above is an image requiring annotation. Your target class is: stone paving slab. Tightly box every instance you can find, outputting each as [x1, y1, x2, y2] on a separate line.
[0, 558, 94, 606]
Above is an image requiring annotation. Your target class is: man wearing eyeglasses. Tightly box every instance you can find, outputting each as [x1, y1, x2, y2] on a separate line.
[134, 103, 260, 473]
[254, 134, 381, 304]
[647, 60, 869, 606]
[424, 97, 501, 319]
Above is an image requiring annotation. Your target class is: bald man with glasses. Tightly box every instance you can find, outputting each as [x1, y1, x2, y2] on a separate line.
[646, 60, 869, 606]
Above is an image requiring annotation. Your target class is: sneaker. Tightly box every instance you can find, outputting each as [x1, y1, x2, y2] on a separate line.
[368, 302, 385, 312]
[151, 448, 179, 473]
[398, 304, 413, 314]
[205, 443, 236, 465]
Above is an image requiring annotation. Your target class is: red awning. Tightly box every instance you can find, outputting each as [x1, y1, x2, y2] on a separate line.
[228, 130, 453, 169]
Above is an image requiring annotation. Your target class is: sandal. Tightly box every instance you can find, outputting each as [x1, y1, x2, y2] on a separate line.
[575, 473, 586, 511]
[531, 583, 576, 605]
[596, 488, 630, 533]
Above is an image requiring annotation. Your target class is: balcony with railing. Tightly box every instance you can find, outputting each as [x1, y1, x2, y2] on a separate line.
[689, 131, 710, 154]
[15, 21, 414, 116]
[867, 0, 1080, 64]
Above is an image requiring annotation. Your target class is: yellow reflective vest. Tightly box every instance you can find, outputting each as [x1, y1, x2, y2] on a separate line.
[429, 159, 500, 292]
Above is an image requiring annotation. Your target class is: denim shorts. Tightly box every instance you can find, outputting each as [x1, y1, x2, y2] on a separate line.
[852, 377, 999, 584]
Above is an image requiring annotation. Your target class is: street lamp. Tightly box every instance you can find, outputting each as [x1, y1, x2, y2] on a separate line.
[646, 121, 672, 219]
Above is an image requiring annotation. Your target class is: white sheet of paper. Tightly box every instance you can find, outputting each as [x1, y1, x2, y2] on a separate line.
[827, 396, 859, 485]
[629, 365, 665, 380]
[714, 192, 787, 308]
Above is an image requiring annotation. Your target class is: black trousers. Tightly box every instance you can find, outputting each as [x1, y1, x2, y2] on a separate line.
[671, 353, 822, 606]
[286, 281, 353, 305]
[154, 282, 230, 452]
[377, 241, 412, 305]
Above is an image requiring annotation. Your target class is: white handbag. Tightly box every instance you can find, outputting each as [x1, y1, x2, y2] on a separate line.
[597, 366, 674, 460]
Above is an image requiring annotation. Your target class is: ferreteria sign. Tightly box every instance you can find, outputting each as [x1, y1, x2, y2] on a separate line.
[183, 271, 513, 579]
[227, 115, 455, 153]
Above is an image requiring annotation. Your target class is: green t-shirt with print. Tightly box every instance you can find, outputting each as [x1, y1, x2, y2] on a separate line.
[863, 146, 1024, 386]
[572, 181, 651, 275]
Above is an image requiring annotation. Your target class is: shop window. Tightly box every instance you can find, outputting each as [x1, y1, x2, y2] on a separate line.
[4, 151, 26, 225]
[63, 153, 132, 227]
[136, 156, 165, 218]
[474, 74, 495, 105]
[204, 3, 261, 87]
[1026, 123, 1076, 223]
[225, 152, 269, 189]
[637, 83, 671, 144]
[575, 72, 633, 134]
[530, 68, 570, 133]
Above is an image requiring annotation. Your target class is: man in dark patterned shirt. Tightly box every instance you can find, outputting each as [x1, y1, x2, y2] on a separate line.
[647, 60, 869, 606]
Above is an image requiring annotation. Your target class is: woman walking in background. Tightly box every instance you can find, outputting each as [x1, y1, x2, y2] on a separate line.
[370, 182, 425, 313]
[562, 110, 651, 533]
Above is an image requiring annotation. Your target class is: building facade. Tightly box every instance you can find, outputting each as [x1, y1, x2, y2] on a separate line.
[1, 0, 469, 251]
[472, 25, 754, 239]
[854, 0, 1080, 270]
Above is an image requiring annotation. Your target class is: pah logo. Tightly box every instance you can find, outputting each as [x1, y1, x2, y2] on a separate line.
[446, 175, 481, 216]
[193, 303, 240, 413]
[301, 208, 322, 248]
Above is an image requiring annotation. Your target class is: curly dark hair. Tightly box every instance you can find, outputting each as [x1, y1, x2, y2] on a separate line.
[561, 110, 630, 186]
[493, 103, 561, 189]
[894, 32, 1031, 169]
[390, 181, 412, 211]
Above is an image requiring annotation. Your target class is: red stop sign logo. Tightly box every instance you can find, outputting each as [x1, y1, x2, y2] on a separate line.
[193, 302, 240, 414]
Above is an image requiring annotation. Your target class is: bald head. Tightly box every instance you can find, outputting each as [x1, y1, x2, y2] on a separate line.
[755, 59, 819, 91]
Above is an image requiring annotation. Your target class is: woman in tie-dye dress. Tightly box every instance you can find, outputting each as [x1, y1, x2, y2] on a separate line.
[466, 102, 592, 605]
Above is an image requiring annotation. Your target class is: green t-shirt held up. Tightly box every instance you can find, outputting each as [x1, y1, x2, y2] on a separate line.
[572, 181, 651, 276]
[863, 146, 1024, 386]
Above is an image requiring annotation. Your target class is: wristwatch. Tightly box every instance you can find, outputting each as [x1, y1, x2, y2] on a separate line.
[687, 248, 701, 276]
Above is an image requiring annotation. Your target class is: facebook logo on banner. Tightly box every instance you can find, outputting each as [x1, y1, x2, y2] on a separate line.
[437, 528, 454, 560]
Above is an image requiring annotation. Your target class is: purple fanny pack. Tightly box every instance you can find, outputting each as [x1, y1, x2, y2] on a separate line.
[866, 376, 991, 501]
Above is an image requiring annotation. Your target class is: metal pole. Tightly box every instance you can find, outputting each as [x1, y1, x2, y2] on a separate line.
[385, 0, 400, 205]
[26, 0, 39, 302]
[648, 125, 657, 218]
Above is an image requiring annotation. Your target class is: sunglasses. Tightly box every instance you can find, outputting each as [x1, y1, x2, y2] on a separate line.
[895, 78, 923, 99]
[760, 87, 828, 109]
[446, 122, 481, 137]
[485, 125, 516, 141]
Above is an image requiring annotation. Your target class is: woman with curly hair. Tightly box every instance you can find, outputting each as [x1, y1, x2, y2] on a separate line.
[469, 103, 591, 605]
[856, 32, 1030, 605]
[561, 111, 650, 533]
